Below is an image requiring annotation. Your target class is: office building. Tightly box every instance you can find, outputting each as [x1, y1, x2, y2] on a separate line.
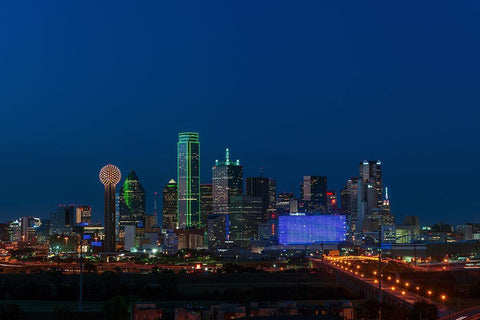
[208, 214, 227, 250]
[20, 216, 41, 242]
[75, 205, 92, 224]
[246, 177, 276, 222]
[177, 132, 201, 228]
[7, 219, 21, 242]
[162, 179, 177, 229]
[359, 160, 383, 212]
[300, 176, 327, 213]
[229, 196, 263, 247]
[50, 204, 76, 235]
[99, 164, 121, 252]
[326, 191, 338, 213]
[276, 192, 294, 215]
[200, 183, 213, 227]
[119, 170, 146, 228]
[212, 148, 243, 215]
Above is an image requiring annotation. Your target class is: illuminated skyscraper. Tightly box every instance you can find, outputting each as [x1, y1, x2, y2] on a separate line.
[200, 184, 213, 227]
[163, 179, 178, 229]
[212, 148, 243, 215]
[359, 160, 383, 211]
[119, 170, 146, 227]
[177, 132, 201, 228]
[75, 205, 92, 224]
[301, 176, 328, 213]
[326, 191, 338, 213]
[246, 177, 276, 222]
[99, 164, 121, 252]
[276, 192, 295, 215]
[230, 196, 263, 247]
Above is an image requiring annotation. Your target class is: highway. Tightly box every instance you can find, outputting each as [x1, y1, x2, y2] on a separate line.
[317, 257, 453, 318]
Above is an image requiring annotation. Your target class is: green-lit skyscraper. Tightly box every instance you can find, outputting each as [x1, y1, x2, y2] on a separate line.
[177, 132, 201, 228]
[119, 170, 146, 227]
[163, 179, 178, 229]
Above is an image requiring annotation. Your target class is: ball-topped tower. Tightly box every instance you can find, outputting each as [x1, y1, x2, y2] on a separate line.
[100, 164, 121, 252]
[99, 164, 121, 186]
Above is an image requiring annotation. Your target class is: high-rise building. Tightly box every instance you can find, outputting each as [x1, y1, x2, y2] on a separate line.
[20, 216, 41, 242]
[177, 132, 201, 228]
[152, 191, 161, 228]
[326, 191, 338, 213]
[212, 148, 243, 215]
[50, 204, 76, 234]
[229, 196, 263, 247]
[200, 184, 213, 227]
[276, 192, 295, 215]
[163, 179, 178, 229]
[300, 176, 327, 213]
[207, 214, 227, 250]
[7, 219, 21, 242]
[119, 170, 146, 228]
[359, 160, 383, 212]
[75, 205, 92, 224]
[246, 177, 276, 222]
[341, 177, 359, 238]
[99, 164, 121, 252]
[381, 187, 391, 215]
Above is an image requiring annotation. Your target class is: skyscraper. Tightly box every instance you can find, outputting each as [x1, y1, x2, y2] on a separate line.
[212, 148, 243, 215]
[119, 170, 146, 227]
[163, 179, 178, 229]
[99, 164, 121, 252]
[200, 184, 213, 227]
[75, 205, 92, 224]
[276, 192, 295, 215]
[326, 191, 338, 213]
[359, 160, 383, 211]
[50, 204, 76, 234]
[341, 177, 359, 240]
[341, 177, 359, 216]
[177, 132, 201, 228]
[230, 196, 263, 247]
[246, 177, 276, 222]
[301, 176, 328, 213]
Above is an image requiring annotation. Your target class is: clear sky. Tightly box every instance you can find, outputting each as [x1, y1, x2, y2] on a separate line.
[0, 1, 479, 225]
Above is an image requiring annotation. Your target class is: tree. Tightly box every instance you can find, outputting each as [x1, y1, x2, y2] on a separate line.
[103, 296, 136, 320]
[0, 303, 25, 320]
[409, 301, 438, 320]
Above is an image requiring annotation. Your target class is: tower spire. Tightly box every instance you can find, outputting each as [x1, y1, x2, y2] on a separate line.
[225, 148, 230, 165]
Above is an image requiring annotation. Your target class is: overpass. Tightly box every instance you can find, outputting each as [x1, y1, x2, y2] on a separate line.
[310, 257, 452, 318]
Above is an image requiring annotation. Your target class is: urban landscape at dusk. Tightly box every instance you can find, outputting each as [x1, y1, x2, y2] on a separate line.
[1, 1, 480, 320]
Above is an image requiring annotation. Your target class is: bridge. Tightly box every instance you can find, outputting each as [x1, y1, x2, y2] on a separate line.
[310, 257, 452, 318]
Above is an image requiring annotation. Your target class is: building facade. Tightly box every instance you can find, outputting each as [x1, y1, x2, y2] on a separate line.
[163, 179, 178, 229]
[177, 132, 201, 228]
[245, 177, 276, 222]
[119, 170, 146, 228]
[200, 183, 213, 227]
[212, 148, 243, 215]
[300, 176, 327, 213]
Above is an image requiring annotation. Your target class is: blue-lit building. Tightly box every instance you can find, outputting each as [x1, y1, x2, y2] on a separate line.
[278, 214, 346, 245]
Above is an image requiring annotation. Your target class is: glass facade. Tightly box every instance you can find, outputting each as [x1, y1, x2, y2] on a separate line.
[163, 179, 178, 229]
[118, 170, 146, 229]
[177, 132, 200, 228]
[278, 214, 347, 245]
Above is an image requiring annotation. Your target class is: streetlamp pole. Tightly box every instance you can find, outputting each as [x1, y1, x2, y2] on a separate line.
[78, 234, 83, 313]
[378, 220, 382, 320]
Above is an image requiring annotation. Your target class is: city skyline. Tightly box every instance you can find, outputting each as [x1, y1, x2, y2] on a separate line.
[0, 2, 479, 225]
[0, 139, 477, 227]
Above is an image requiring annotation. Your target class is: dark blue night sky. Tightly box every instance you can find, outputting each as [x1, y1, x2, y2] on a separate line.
[0, 1, 479, 225]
